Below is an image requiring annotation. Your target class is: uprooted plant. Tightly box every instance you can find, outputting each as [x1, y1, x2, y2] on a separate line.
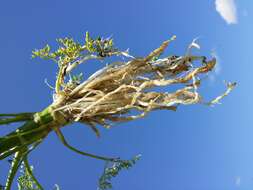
[0, 32, 235, 190]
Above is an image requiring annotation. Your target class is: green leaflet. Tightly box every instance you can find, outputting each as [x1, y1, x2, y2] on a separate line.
[32, 32, 117, 65]
[98, 155, 141, 190]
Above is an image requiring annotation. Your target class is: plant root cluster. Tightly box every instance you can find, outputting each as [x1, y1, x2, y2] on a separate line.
[51, 39, 235, 136]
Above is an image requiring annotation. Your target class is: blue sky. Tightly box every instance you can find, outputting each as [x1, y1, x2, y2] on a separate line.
[0, 0, 252, 189]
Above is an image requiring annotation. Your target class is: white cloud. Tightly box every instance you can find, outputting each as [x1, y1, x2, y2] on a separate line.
[215, 0, 238, 24]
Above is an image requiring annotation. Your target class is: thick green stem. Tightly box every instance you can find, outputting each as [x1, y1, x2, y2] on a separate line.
[0, 106, 55, 159]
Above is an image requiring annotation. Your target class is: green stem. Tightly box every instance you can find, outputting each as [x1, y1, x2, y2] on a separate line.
[20, 141, 43, 162]
[5, 151, 23, 190]
[55, 65, 65, 94]
[0, 113, 34, 117]
[0, 123, 50, 159]
[0, 112, 34, 125]
[0, 137, 45, 160]
[0, 118, 30, 126]
[1, 123, 49, 141]
[55, 128, 116, 162]
[24, 157, 44, 190]
[0, 107, 54, 159]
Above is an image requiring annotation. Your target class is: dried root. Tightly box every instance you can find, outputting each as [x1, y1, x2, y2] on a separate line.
[49, 37, 235, 133]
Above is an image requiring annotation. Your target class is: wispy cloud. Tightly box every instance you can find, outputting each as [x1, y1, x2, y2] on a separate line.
[208, 49, 222, 83]
[211, 50, 221, 75]
[215, 0, 238, 24]
[235, 176, 241, 187]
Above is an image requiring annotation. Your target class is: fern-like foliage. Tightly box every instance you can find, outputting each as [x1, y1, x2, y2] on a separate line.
[98, 155, 141, 190]
[15, 155, 141, 190]
[17, 163, 61, 190]
[32, 31, 117, 65]
[17, 163, 38, 190]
